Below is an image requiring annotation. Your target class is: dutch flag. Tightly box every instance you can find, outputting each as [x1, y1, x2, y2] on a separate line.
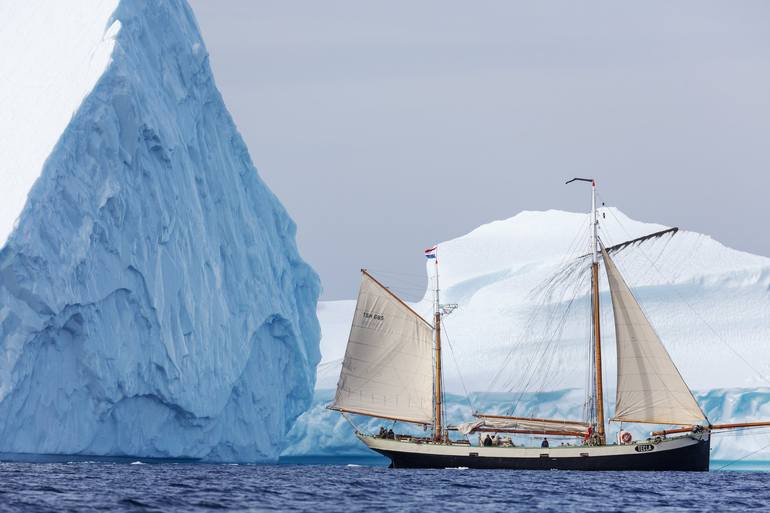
[424, 246, 437, 259]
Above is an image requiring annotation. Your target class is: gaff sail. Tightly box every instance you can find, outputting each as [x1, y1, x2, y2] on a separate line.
[329, 271, 435, 425]
[600, 245, 707, 426]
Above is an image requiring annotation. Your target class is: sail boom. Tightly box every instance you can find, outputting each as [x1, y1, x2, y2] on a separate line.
[470, 428, 587, 437]
[475, 413, 588, 426]
[326, 405, 432, 426]
[605, 227, 679, 253]
[577, 228, 679, 260]
[709, 421, 770, 430]
[611, 418, 702, 427]
[651, 421, 770, 436]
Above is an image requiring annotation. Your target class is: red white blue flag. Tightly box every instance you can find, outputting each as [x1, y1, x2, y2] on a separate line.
[424, 246, 437, 259]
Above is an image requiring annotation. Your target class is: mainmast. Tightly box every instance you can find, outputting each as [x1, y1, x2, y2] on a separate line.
[431, 247, 444, 442]
[590, 181, 606, 444]
[566, 178, 606, 444]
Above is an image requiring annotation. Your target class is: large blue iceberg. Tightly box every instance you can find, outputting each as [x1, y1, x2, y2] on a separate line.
[0, 0, 320, 462]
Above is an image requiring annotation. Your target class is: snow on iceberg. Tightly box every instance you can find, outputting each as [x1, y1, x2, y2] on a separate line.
[0, 0, 320, 462]
[287, 209, 770, 460]
[0, 0, 121, 247]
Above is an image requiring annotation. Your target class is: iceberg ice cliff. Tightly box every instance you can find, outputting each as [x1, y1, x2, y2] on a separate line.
[287, 209, 770, 461]
[0, 0, 320, 461]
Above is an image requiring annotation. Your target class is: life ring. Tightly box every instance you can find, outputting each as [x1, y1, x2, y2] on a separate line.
[621, 431, 632, 444]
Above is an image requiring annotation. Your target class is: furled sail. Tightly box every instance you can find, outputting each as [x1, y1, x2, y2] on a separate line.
[600, 246, 707, 426]
[330, 271, 435, 424]
[457, 417, 589, 436]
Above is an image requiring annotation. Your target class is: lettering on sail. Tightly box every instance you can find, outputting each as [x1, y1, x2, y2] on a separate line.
[363, 311, 385, 321]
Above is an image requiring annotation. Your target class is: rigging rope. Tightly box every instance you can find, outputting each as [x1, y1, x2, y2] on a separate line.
[497, 225, 593, 415]
[485, 219, 592, 393]
[502, 277, 581, 411]
[583, 287, 595, 425]
[715, 440, 770, 471]
[341, 413, 362, 433]
[364, 268, 429, 301]
[365, 268, 429, 279]
[441, 319, 476, 413]
[600, 203, 770, 386]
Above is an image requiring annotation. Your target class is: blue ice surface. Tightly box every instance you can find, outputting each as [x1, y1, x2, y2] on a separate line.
[0, 0, 320, 462]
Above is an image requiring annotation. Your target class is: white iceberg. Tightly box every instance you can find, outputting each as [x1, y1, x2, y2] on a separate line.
[287, 209, 770, 461]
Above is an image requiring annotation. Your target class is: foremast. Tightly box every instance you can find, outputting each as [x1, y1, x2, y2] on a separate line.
[428, 246, 444, 442]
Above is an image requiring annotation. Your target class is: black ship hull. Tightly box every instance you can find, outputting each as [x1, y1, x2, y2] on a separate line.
[366, 436, 710, 471]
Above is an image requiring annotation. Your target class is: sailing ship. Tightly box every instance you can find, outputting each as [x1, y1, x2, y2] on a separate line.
[328, 179, 770, 471]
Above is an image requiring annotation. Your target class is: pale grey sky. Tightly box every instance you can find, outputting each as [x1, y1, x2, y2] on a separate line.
[189, 1, 770, 300]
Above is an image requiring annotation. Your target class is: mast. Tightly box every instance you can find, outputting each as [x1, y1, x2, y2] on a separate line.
[566, 177, 605, 444]
[433, 251, 443, 441]
[590, 181, 606, 444]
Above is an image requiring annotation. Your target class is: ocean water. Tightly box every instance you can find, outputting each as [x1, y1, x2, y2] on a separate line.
[0, 459, 768, 512]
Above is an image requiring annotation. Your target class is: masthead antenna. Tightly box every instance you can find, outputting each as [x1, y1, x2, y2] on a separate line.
[565, 177, 594, 185]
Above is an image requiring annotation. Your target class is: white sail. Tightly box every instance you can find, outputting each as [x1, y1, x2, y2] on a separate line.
[601, 246, 707, 425]
[330, 271, 435, 424]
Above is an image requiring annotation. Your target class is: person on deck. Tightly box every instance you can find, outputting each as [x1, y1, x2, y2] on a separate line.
[541, 438, 549, 448]
[482, 434, 493, 447]
[378, 427, 386, 438]
[387, 428, 395, 440]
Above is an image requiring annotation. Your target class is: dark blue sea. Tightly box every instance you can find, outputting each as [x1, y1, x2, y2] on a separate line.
[0, 457, 768, 512]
